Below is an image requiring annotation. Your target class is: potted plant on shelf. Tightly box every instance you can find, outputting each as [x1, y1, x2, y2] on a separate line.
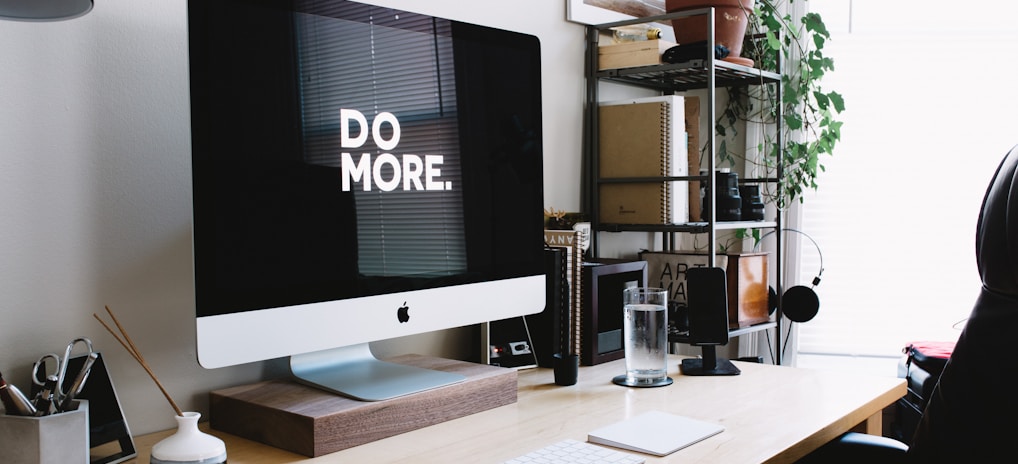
[667, 0, 843, 208]
[666, 0, 756, 65]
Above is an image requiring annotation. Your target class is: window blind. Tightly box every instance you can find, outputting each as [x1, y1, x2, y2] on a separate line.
[295, 4, 466, 277]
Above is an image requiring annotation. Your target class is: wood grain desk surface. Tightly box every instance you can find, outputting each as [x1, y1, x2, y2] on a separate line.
[133, 356, 905, 463]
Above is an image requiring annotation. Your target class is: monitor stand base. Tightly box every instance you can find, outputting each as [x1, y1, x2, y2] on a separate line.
[290, 343, 466, 401]
[679, 345, 741, 376]
[209, 354, 517, 457]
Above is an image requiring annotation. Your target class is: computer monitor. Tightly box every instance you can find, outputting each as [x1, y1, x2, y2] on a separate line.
[188, 0, 546, 401]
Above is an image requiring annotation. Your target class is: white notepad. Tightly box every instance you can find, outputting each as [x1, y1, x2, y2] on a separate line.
[587, 411, 724, 456]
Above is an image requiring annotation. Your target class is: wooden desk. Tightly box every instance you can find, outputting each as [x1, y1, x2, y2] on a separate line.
[133, 356, 905, 463]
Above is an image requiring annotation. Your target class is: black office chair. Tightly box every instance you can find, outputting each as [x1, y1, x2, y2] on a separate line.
[799, 145, 1018, 463]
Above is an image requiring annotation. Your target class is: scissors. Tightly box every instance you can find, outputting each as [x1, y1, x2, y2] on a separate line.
[31, 337, 94, 397]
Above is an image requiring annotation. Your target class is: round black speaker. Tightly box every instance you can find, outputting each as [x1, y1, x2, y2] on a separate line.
[782, 285, 820, 323]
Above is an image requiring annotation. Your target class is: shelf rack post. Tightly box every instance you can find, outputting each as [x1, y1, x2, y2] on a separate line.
[704, 7, 717, 269]
[774, 46, 785, 365]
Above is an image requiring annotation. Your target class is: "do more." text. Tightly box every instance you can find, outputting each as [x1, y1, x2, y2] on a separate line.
[339, 109, 452, 192]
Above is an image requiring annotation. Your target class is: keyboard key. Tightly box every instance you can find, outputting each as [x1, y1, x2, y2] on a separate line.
[505, 439, 645, 464]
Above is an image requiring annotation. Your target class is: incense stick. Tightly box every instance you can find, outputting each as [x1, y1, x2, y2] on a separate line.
[94, 305, 183, 417]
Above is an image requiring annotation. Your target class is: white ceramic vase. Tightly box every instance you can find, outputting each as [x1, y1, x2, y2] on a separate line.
[150, 412, 227, 464]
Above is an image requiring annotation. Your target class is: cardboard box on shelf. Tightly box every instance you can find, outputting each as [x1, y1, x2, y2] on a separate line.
[598, 39, 675, 70]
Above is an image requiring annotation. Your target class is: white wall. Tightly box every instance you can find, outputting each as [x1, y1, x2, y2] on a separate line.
[0, 0, 585, 434]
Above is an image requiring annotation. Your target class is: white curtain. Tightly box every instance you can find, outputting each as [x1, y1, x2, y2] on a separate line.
[742, 0, 809, 365]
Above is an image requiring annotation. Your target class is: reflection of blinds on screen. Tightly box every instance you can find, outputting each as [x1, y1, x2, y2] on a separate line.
[294, 4, 466, 277]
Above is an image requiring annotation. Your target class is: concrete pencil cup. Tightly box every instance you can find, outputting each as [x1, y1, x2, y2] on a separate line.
[0, 403, 88, 464]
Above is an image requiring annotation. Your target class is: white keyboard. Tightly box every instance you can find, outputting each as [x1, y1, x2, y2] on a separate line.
[504, 439, 646, 464]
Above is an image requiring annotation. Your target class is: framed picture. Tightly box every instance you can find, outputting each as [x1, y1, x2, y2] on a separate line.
[566, 0, 675, 41]
[566, 0, 665, 25]
[579, 260, 648, 365]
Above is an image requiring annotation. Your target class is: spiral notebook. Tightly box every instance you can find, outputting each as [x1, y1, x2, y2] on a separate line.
[598, 96, 688, 225]
[587, 411, 724, 456]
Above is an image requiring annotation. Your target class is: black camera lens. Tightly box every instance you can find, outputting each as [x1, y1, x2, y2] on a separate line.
[702, 170, 743, 221]
[740, 184, 765, 221]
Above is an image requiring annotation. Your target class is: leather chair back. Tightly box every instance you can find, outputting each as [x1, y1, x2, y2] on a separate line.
[908, 146, 1018, 461]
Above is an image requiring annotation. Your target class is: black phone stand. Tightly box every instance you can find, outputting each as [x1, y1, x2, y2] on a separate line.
[680, 345, 740, 376]
[682, 267, 740, 376]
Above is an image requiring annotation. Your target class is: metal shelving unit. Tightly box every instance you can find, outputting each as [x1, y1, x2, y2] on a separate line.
[582, 8, 787, 363]
[594, 57, 780, 91]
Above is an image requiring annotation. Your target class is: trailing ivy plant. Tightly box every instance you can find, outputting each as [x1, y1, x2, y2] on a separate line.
[714, 0, 844, 208]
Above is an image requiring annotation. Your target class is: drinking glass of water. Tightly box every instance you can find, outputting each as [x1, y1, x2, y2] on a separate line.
[613, 287, 673, 387]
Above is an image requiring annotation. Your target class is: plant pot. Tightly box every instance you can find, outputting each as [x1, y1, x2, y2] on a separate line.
[666, 0, 754, 62]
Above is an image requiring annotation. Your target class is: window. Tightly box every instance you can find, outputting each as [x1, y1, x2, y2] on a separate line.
[795, 1, 1018, 373]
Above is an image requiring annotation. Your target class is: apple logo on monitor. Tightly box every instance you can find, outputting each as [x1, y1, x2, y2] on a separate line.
[397, 302, 410, 323]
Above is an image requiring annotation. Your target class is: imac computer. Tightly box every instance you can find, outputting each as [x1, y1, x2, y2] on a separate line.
[188, 0, 546, 401]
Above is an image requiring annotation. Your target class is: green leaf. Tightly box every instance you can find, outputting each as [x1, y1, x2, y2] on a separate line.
[784, 113, 803, 130]
[783, 90, 799, 105]
[814, 91, 830, 110]
[828, 91, 846, 112]
[762, 15, 783, 33]
[812, 33, 826, 50]
[766, 31, 782, 51]
[829, 120, 844, 136]
[803, 13, 831, 38]
[822, 57, 835, 72]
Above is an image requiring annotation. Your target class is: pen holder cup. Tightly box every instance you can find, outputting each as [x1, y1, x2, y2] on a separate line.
[0, 402, 89, 464]
[553, 353, 579, 386]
